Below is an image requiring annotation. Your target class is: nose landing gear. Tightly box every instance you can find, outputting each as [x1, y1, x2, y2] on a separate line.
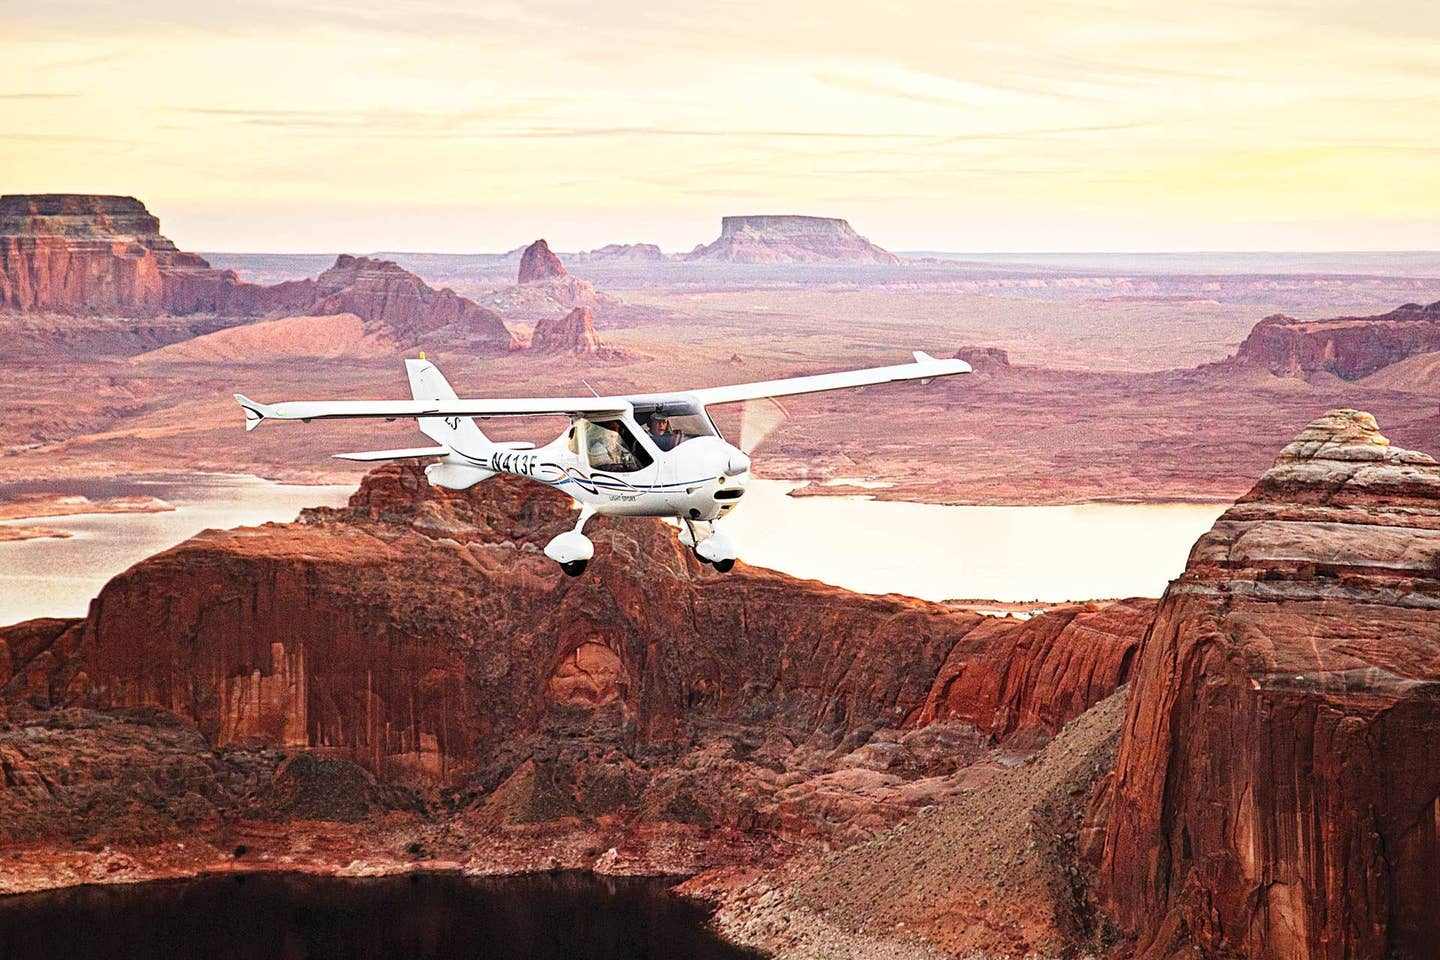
[679, 519, 737, 573]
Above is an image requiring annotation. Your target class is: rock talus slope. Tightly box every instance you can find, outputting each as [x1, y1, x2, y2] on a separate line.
[1098, 409, 1440, 960]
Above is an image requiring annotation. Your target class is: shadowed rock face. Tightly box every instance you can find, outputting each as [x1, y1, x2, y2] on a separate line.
[685, 215, 903, 264]
[1234, 300, 1440, 380]
[1097, 409, 1440, 960]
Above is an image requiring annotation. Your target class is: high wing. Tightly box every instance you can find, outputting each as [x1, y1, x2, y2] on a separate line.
[235, 394, 630, 431]
[680, 351, 970, 406]
[234, 351, 968, 431]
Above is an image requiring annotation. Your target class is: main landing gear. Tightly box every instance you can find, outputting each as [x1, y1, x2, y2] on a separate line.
[679, 518, 738, 573]
[545, 506, 596, 577]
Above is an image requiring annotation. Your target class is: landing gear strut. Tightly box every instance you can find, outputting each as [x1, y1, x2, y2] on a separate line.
[680, 518, 737, 572]
[545, 506, 596, 576]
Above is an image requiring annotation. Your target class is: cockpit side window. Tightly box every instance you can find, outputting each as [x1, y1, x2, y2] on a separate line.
[581, 419, 653, 473]
[633, 402, 719, 453]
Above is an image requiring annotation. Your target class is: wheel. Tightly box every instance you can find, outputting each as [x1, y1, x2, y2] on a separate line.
[712, 558, 735, 573]
[560, 559, 589, 577]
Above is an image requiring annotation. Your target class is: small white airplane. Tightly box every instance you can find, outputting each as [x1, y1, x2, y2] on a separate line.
[235, 352, 970, 575]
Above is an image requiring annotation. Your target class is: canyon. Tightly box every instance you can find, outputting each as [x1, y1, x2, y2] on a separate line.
[1, 462, 1151, 894]
[3, 410, 1436, 960]
[697, 410, 1440, 959]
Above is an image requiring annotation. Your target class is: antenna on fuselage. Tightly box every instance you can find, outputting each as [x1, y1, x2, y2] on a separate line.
[581, 379, 600, 398]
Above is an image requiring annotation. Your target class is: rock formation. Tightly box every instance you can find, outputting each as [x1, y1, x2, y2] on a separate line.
[952, 345, 1011, 370]
[484, 239, 607, 319]
[0, 195, 516, 348]
[685, 215, 903, 265]
[517, 239, 567, 283]
[576, 243, 665, 262]
[2, 463, 1151, 878]
[307, 254, 514, 346]
[1097, 409, 1440, 960]
[530, 305, 603, 354]
[0, 194, 226, 315]
[1233, 300, 1440, 380]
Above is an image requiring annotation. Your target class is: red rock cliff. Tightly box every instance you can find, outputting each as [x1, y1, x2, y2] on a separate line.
[1233, 301, 1440, 380]
[9, 465, 1150, 796]
[1097, 410, 1440, 960]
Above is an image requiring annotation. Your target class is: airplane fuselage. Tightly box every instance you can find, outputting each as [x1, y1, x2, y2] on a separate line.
[434, 416, 751, 523]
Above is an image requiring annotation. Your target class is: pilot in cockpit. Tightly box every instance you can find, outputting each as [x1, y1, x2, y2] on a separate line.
[645, 411, 678, 451]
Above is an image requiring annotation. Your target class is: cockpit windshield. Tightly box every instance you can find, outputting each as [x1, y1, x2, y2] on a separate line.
[632, 401, 719, 453]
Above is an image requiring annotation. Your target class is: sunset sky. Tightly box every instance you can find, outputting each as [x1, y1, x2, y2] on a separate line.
[3, 0, 1437, 252]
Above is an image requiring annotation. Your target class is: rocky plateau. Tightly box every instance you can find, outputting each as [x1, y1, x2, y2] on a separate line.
[686, 216, 903, 265]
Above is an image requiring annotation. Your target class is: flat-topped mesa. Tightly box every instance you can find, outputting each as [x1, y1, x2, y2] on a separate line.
[1233, 300, 1440, 381]
[1097, 409, 1440, 960]
[0, 194, 163, 238]
[575, 242, 665, 262]
[517, 239, 567, 283]
[530, 305, 602, 354]
[685, 214, 904, 265]
[0, 193, 230, 315]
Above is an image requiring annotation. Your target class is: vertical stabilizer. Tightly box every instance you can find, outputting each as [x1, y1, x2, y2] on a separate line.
[405, 358, 489, 451]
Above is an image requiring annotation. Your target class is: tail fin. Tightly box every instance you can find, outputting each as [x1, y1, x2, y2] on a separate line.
[234, 394, 270, 431]
[405, 357, 489, 451]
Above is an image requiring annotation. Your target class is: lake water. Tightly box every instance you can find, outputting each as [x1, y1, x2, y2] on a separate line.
[0, 872, 758, 960]
[0, 474, 353, 624]
[0, 473, 1227, 625]
[721, 480, 1226, 603]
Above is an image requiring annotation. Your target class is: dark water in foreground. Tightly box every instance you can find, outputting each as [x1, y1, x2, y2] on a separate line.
[0, 872, 761, 960]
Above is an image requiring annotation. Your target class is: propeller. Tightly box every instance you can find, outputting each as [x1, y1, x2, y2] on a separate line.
[737, 397, 789, 455]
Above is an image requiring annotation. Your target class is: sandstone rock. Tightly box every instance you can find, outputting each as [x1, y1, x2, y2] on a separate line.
[2, 463, 1151, 863]
[685, 215, 903, 265]
[1233, 300, 1440, 380]
[1097, 409, 1440, 960]
[517, 239, 567, 283]
[530, 306, 602, 354]
[0, 196, 517, 350]
[310, 254, 515, 347]
[952, 345, 1011, 370]
[576, 243, 665, 262]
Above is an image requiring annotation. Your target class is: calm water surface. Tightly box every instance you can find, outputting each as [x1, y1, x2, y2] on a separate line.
[0, 872, 758, 960]
[0, 473, 353, 623]
[722, 480, 1226, 603]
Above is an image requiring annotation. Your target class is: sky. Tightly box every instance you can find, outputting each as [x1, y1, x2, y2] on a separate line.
[2, 0, 1438, 253]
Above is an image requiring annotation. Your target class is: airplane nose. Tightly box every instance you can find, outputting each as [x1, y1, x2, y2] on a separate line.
[724, 448, 751, 477]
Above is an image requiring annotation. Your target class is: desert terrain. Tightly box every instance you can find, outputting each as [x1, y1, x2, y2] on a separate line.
[3, 196, 1440, 960]
[1, 197, 1436, 508]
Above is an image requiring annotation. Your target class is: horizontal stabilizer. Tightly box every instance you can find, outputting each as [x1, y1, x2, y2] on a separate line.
[332, 446, 450, 462]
